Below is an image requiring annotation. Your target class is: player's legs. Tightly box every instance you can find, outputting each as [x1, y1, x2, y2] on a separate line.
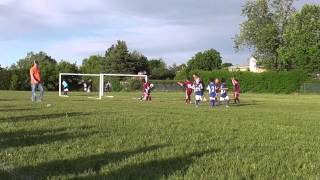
[216, 93, 220, 106]
[195, 95, 202, 107]
[185, 91, 188, 104]
[143, 93, 148, 101]
[236, 93, 240, 103]
[209, 97, 215, 108]
[31, 84, 37, 102]
[187, 93, 192, 104]
[38, 83, 44, 101]
[225, 96, 230, 107]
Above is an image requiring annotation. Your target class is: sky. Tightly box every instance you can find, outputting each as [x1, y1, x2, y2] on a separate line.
[0, 0, 318, 67]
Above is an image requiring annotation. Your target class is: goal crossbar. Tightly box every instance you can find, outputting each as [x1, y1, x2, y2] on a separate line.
[59, 73, 148, 99]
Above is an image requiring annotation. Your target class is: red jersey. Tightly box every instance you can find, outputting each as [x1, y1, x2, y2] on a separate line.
[232, 79, 240, 93]
[183, 81, 193, 94]
[143, 82, 150, 93]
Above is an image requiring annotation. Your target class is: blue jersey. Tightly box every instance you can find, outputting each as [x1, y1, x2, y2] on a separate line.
[220, 83, 228, 97]
[207, 82, 216, 97]
[62, 81, 68, 89]
[193, 82, 203, 96]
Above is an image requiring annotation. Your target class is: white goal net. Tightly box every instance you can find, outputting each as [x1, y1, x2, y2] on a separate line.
[59, 73, 148, 99]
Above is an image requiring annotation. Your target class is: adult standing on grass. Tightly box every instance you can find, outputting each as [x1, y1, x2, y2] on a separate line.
[30, 60, 44, 102]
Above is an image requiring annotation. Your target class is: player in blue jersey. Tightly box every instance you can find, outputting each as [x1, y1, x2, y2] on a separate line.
[206, 78, 217, 108]
[192, 79, 203, 108]
[62, 79, 69, 96]
[219, 78, 230, 108]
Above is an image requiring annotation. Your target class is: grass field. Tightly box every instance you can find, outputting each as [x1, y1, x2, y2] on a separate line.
[0, 90, 320, 179]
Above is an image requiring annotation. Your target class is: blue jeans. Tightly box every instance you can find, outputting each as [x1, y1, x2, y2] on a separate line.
[31, 83, 44, 102]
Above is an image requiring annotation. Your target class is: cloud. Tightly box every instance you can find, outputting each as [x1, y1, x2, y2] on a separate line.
[0, 0, 317, 67]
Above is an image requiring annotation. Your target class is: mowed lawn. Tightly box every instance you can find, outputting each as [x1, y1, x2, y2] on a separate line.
[0, 90, 320, 180]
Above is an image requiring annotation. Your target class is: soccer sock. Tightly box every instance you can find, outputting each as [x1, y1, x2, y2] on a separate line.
[210, 100, 215, 107]
[196, 100, 200, 106]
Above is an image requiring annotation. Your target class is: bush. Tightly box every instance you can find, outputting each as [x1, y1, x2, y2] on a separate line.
[111, 78, 122, 92]
[175, 70, 307, 93]
[128, 78, 141, 91]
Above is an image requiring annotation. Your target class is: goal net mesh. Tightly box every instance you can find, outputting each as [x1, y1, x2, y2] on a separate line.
[59, 73, 148, 99]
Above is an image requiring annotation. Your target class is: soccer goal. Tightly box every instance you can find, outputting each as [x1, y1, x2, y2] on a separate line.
[59, 73, 148, 100]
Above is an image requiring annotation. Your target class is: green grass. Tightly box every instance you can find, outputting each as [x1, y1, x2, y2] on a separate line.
[1, 90, 320, 179]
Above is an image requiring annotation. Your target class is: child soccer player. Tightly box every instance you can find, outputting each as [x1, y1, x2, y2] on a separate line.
[231, 78, 240, 104]
[206, 78, 217, 108]
[142, 79, 152, 101]
[62, 79, 69, 96]
[177, 79, 193, 104]
[220, 78, 230, 108]
[192, 79, 203, 108]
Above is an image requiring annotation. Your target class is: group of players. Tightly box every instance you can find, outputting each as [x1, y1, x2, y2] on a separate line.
[140, 73, 240, 108]
[177, 73, 240, 108]
[30, 60, 240, 106]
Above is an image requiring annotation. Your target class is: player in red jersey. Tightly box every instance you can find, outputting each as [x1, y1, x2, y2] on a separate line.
[141, 79, 152, 101]
[231, 78, 240, 104]
[177, 79, 193, 104]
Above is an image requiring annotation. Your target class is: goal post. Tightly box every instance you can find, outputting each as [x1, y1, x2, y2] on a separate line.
[100, 73, 148, 98]
[59, 73, 148, 100]
[59, 73, 101, 99]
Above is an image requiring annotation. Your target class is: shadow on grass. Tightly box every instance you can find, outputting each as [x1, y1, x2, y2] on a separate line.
[229, 100, 259, 107]
[13, 145, 168, 179]
[0, 127, 97, 150]
[0, 169, 15, 180]
[0, 99, 16, 101]
[0, 108, 34, 112]
[76, 149, 219, 180]
[0, 112, 90, 123]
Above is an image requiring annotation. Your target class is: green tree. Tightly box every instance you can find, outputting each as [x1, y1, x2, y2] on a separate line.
[9, 74, 19, 90]
[278, 4, 320, 73]
[12, 52, 58, 90]
[104, 40, 135, 73]
[221, 63, 233, 69]
[147, 59, 171, 79]
[234, 0, 296, 70]
[0, 67, 11, 90]
[57, 60, 79, 74]
[187, 49, 222, 71]
[80, 55, 103, 74]
[130, 50, 149, 73]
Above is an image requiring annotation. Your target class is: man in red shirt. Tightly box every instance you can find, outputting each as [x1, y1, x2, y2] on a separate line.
[177, 79, 193, 104]
[30, 60, 44, 102]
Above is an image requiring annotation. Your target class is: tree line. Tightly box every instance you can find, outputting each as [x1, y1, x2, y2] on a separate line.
[0, 1, 318, 91]
[0, 40, 223, 90]
[235, 1, 320, 73]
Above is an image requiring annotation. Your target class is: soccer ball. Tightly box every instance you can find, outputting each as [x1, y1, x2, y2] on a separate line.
[150, 84, 154, 88]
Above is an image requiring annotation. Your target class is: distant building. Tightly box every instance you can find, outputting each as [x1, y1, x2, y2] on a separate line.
[228, 65, 249, 72]
[228, 57, 266, 73]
